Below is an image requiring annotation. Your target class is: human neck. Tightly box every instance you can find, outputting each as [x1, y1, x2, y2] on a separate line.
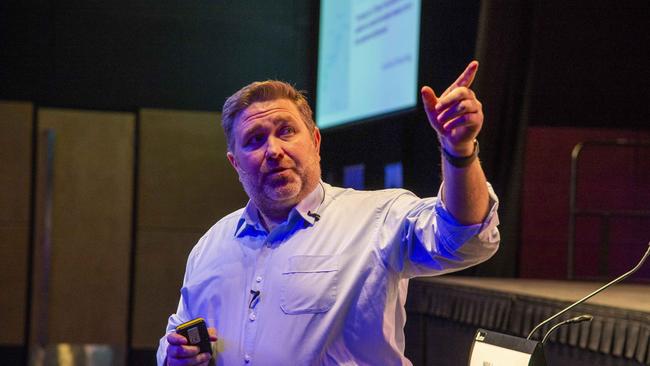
[257, 206, 291, 232]
[253, 180, 320, 232]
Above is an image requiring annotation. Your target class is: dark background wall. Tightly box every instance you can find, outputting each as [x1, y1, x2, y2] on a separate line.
[1, 0, 316, 111]
[1, 0, 649, 364]
[524, 1, 649, 129]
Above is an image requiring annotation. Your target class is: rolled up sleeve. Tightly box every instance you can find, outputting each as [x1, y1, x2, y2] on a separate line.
[382, 182, 500, 278]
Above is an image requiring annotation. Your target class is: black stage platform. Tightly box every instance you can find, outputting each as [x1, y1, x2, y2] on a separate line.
[404, 276, 650, 365]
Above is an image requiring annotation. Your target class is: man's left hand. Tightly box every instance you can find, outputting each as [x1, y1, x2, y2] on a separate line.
[420, 61, 483, 157]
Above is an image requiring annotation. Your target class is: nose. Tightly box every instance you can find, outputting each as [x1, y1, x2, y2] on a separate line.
[264, 136, 284, 160]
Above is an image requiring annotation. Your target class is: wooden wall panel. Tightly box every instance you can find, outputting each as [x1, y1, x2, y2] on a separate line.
[133, 109, 247, 348]
[137, 109, 247, 229]
[131, 231, 201, 348]
[0, 101, 33, 345]
[33, 108, 134, 345]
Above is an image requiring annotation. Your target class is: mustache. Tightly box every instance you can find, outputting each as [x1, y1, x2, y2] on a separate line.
[262, 166, 295, 175]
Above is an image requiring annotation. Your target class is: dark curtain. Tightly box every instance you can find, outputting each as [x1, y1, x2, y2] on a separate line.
[468, 0, 649, 277]
[470, 0, 539, 276]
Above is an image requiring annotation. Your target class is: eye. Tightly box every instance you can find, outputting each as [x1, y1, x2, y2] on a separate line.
[279, 125, 295, 136]
[244, 133, 265, 148]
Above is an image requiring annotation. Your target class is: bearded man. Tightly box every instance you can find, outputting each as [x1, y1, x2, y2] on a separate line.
[158, 61, 500, 366]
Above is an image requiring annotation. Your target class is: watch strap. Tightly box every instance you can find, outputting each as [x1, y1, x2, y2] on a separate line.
[441, 139, 479, 168]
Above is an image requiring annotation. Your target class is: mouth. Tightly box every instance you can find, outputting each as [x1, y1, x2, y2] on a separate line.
[264, 167, 291, 178]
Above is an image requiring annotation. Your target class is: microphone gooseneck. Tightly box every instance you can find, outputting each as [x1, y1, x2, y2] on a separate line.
[541, 314, 593, 344]
[527, 242, 650, 340]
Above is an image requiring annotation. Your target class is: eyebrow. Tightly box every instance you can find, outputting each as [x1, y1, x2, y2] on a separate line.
[240, 107, 296, 124]
[240, 124, 265, 139]
[241, 114, 298, 134]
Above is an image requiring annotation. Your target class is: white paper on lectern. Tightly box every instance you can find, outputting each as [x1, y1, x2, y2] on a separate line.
[469, 341, 533, 366]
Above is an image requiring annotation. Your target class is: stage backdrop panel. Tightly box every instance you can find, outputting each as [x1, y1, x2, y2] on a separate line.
[132, 109, 247, 348]
[0, 101, 33, 346]
[521, 127, 650, 280]
[31, 108, 135, 345]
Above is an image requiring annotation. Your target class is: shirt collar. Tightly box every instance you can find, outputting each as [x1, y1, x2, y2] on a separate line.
[234, 181, 325, 237]
[293, 181, 325, 225]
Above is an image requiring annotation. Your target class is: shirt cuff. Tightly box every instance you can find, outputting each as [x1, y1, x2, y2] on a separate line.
[434, 182, 500, 249]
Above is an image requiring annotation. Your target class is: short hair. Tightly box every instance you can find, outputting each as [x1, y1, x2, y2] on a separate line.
[221, 80, 315, 151]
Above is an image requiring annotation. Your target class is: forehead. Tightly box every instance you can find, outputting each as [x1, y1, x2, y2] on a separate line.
[237, 99, 302, 127]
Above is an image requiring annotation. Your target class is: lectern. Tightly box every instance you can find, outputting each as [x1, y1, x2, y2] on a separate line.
[468, 329, 546, 366]
[468, 243, 650, 366]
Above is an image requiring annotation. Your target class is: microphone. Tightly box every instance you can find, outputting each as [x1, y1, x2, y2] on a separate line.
[541, 314, 593, 344]
[564, 314, 594, 324]
[249, 290, 260, 309]
[307, 211, 321, 221]
[527, 241, 650, 340]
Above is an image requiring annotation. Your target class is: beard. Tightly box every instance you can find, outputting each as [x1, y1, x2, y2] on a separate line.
[261, 169, 302, 202]
[239, 161, 321, 215]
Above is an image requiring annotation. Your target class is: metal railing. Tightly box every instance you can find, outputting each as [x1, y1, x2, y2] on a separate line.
[567, 139, 650, 279]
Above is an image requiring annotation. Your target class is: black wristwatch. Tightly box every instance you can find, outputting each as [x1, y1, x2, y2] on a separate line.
[441, 139, 479, 168]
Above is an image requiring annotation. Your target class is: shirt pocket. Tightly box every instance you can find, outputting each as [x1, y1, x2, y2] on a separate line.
[280, 255, 339, 315]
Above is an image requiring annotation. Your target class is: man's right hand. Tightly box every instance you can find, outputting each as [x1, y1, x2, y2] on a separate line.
[166, 327, 218, 366]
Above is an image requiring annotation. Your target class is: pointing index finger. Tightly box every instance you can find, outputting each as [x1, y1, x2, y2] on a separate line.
[441, 61, 479, 98]
[453, 61, 479, 88]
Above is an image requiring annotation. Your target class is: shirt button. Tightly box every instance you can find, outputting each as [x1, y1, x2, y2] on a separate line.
[255, 276, 262, 283]
[249, 313, 256, 321]
[244, 354, 251, 363]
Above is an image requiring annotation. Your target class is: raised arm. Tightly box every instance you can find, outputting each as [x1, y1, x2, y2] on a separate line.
[420, 61, 490, 225]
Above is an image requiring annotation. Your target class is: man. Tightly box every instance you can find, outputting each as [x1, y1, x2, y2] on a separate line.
[158, 61, 500, 365]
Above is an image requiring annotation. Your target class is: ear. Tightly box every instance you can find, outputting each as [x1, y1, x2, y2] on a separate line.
[313, 127, 322, 156]
[227, 151, 239, 172]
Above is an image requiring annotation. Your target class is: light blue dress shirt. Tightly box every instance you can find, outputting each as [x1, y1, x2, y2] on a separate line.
[157, 182, 500, 365]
